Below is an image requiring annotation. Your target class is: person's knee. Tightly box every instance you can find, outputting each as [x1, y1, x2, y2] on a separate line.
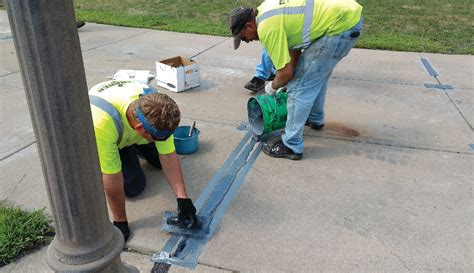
[124, 175, 146, 197]
[145, 157, 161, 169]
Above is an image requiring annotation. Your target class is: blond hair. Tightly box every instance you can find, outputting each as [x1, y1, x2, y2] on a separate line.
[133, 93, 180, 131]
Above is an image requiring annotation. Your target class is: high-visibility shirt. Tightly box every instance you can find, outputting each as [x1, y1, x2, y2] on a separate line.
[89, 81, 175, 174]
[256, 0, 363, 70]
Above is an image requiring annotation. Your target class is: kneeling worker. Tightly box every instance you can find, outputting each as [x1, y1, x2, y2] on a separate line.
[89, 80, 197, 241]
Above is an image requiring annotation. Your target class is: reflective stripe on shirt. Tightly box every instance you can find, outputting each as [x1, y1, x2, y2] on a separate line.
[89, 95, 123, 145]
[257, 0, 314, 49]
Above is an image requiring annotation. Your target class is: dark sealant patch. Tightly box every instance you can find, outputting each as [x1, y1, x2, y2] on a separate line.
[420, 57, 453, 90]
[420, 57, 438, 77]
[152, 131, 262, 269]
[424, 83, 453, 90]
[0, 34, 13, 41]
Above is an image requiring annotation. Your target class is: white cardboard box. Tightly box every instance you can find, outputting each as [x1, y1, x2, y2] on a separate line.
[155, 56, 200, 92]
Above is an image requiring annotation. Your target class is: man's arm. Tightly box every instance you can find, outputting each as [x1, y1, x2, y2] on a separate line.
[159, 151, 198, 227]
[271, 49, 301, 89]
[159, 152, 188, 199]
[103, 172, 127, 222]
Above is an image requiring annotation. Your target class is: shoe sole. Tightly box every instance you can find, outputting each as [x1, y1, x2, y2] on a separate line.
[262, 147, 302, 160]
[244, 86, 264, 92]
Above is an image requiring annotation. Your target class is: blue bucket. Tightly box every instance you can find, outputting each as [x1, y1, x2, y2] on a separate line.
[173, 126, 200, 155]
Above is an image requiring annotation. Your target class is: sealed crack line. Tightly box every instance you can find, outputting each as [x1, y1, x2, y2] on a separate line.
[153, 131, 262, 269]
[418, 55, 471, 130]
[419, 55, 453, 91]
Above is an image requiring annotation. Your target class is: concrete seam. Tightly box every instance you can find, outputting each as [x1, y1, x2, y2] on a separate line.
[419, 54, 472, 130]
[442, 90, 474, 131]
[331, 76, 423, 87]
[83, 30, 151, 52]
[189, 37, 231, 59]
[0, 141, 36, 161]
[180, 118, 472, 155]
[154, 133, 260, 268]
[199, 62, 437, 88]
[373, 235, 412, 271]
[0, 83, 23, 91]
[0, 70, 20, 78]
[305, 134, 473, 155]
[198, 262, 238, 272]
[9, 173, 26, 195]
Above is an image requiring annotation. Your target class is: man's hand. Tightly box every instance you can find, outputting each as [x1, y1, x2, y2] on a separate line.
[265, 82, 276, 95]
[166, 198, 198, 229]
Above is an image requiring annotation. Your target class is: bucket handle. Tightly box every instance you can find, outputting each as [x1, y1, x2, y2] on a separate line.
[192, 128, 201, 137]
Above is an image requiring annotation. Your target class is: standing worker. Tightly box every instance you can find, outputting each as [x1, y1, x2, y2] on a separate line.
[89, 80, 197, 241]
[228, 0, 363, 160]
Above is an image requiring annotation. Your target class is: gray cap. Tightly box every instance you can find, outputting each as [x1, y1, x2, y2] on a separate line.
[228, 7, 253, 50]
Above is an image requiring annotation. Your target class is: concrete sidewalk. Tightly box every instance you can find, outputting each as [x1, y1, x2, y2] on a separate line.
[1, 11, 473, 273]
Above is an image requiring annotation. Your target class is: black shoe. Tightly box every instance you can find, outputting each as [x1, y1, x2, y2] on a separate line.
[244, 77, 265, 92]
[262, 139, 302, 160]
[305, 120, 324, 130]
[76, 21, 86, 29]
[267, 73, 276, 81]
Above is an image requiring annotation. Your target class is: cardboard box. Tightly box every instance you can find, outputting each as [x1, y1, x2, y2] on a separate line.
[155, 56, 200, 92]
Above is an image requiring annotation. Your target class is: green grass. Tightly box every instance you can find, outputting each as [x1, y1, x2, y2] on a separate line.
[74, 0, 473, 54]
[0, 201, 54, 267]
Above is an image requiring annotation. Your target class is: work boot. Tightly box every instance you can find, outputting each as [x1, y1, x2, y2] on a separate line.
[262, 139, 302, 160]
[244, 77, 265, 92]
[305, 120, 324, 130]
[267, 73, 276, 81]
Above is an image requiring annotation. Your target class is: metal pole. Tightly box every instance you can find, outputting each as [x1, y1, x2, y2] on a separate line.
[4, 1, 138, 272]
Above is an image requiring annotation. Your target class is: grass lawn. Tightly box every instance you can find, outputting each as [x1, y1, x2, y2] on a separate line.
[0, 202, 54, 267]
[74, 0, 473, 54]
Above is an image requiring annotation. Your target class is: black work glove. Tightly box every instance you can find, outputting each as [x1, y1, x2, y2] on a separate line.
[113, 221, 130, 242]
[167, 198, 198, 229]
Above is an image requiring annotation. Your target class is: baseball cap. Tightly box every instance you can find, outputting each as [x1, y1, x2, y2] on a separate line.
[228, 7, 253, 50]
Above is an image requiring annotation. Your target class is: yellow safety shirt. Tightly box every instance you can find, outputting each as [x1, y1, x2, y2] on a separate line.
[257, 0, 363, 69]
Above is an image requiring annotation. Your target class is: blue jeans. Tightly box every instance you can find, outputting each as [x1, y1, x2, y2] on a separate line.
[282, 18, 363, 154]
[255, 48, 276, 80]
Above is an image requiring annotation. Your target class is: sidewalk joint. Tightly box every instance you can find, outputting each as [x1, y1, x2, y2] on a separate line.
[0, 141, 36, 161]
[0, 70, 20, 78]
[189, 37, 231, 59]
[418, 54, 473, 131]
[83, 30, 151, 52]
[305, 133, 473, 155]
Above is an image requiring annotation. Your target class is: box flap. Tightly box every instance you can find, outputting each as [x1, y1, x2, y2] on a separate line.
[160, 56, 196, 68]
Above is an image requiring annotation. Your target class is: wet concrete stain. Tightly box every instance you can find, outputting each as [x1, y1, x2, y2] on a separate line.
[324, 122, 360, 137]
